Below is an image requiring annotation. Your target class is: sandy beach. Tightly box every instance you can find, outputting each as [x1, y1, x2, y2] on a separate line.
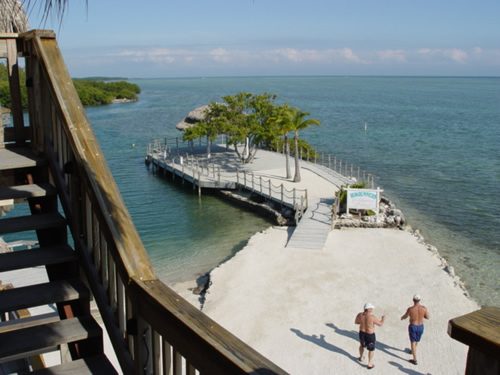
[171, 152, 480, 375]
[174, 226, 479, 374]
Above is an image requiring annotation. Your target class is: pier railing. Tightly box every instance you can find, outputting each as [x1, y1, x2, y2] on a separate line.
[4, 30, 287, 374]
[148, 137, 375, 188]
[150, 151, 308, 219]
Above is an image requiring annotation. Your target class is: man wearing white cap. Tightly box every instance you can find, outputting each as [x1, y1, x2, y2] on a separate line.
[354, 302, 386, 369]
[401, 294, 430, 365]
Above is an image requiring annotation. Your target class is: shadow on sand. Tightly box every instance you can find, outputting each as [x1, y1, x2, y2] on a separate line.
[326, 323, 408, 362]
[387, 361, 428, 375]
[290, 328, 362, 367]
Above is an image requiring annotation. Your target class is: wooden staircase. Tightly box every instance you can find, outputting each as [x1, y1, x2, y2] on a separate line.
[0, 146, 118, 374]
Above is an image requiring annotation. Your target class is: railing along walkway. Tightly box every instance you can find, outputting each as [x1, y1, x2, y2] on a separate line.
[148, 145, 309, 212]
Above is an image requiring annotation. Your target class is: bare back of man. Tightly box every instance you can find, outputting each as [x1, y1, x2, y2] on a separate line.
[355, 311, 382, 334]
[406, 304, 429, 325]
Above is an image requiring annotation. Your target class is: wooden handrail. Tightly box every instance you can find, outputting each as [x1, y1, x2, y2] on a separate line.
[10, 31, 288, 375]
[448, 307, 500, 375]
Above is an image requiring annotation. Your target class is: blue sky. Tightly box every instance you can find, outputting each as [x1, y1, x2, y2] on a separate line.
[27, 0, 500, 78]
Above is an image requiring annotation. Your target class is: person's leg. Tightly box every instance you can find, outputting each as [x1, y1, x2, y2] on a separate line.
[367, 335, 376, 368]
[367, 350, 374, 368]
[358, 344, 365, 361]
[411, 341, 418, 362]
[408, 324, 423, 364]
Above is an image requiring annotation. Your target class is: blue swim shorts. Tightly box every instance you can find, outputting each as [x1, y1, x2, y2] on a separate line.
[409, 324, 424, 342]
[359, 331, 376, 351]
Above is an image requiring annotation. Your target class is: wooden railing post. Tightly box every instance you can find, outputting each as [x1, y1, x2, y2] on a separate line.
[6, 38, 25, 145]
[448, 307, 500, 375]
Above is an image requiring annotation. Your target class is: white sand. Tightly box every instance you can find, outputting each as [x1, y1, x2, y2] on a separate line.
[172, 158, 480, 374]
[174, 227, 479, 374]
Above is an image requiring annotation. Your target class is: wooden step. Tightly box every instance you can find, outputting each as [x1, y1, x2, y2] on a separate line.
[0, 244, 77, 273]
[0, 183, 57, 202]
[0, 212, 66, 235]
[0, 146, 45, 171]
[0, 312, 60, 334]
[30, 354, 118, 375]
[0, 279, 89, 314]
[0, 315, 102, 363]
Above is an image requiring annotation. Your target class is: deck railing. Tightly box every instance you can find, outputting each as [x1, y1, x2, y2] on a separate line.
[154, 151, 308, 211]
[149, 136, 374, 188]
[3, 30, 287, 374]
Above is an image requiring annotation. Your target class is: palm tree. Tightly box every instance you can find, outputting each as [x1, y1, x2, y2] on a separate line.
[288, 107, 321, 182]
[269, 104, 293, 179]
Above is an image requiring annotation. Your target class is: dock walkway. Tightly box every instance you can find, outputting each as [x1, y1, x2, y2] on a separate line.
[147, 144, 354, 250]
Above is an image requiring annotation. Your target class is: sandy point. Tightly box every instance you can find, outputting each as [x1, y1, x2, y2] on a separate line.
[173, 226, 479, 374]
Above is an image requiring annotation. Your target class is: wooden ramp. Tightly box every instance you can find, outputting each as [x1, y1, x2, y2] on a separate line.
[286, 198, 334, 249]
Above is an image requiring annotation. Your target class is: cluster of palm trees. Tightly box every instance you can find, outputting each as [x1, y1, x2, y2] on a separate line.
[183, 92, 320, 183]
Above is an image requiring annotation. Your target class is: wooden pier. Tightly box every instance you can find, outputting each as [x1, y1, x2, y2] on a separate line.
[146, 143, 309, 216]
[146, 140, 360, 248]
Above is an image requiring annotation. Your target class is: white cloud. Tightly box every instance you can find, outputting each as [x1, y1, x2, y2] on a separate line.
[447, 49, 468, 64]
[63, 44, 500, 77]
[336, 48, 367, 64]
[376, 49, 407, 63]
[417, 48, 468, 64]
[106, 46, 480, 68]
[111, 48, 197, 64]
[261, 47, 368, 64]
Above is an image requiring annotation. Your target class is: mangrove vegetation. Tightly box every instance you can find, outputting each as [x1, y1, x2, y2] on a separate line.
[0, 63, 140, 108]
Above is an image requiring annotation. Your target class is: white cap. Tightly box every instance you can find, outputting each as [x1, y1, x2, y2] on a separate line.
[364, 302, 375, 310]
[413, 294, 421, 301]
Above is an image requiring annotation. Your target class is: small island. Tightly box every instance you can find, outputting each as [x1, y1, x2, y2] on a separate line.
[73, 79, 141, 106]
[0, 64, 140, 108]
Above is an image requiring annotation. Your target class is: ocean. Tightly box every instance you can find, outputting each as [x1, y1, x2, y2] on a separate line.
[5, 76, 499, 307]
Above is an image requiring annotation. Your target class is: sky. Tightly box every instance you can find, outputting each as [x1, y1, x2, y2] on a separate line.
[25, 0, 500, 78]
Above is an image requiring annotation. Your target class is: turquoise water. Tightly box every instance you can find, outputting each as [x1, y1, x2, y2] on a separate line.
[5, 77, 499, 307]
